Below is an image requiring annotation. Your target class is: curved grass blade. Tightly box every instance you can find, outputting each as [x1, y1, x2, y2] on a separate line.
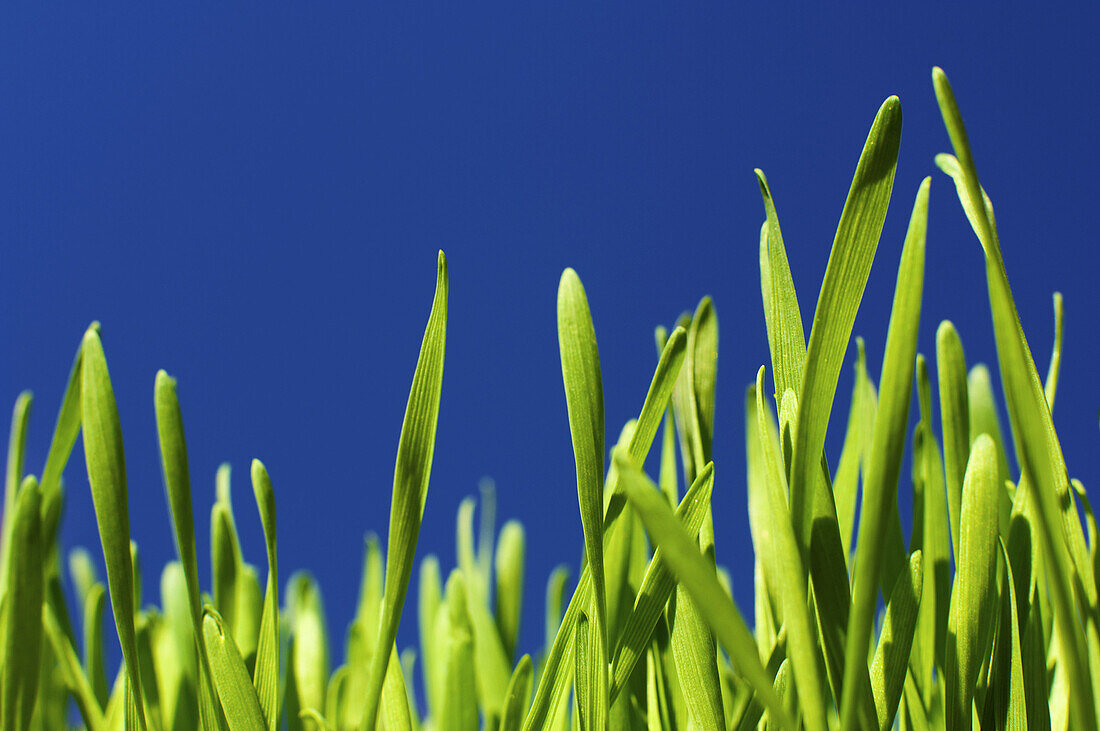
[615, 449, 791, 728]
[1044, 292, 1063, 410]
[834, 339, 877, 563]
[523, 325, 686, 730]
[574, 611, 599, 731]
[203, 607, 266, 731]
[41, 326, 97, 499]
[249, 460, 279, 730]
[670, 585, 725, 731]
[841, 176, 929, 730]
[381, 645, 412, 731]
[80, 328, 148, 730]
[495, 520, 525, 663]
[438, 572, 478, 731]
[936, 320, 969, 561]
[869, 551, 923, 730]
[360, 251, 448, 731]
[418, 554, 442, 716]
[0, 391, 32, 598]
[43, 599, 107, 731]
[933, 65, 1097, 730]
[500, 654, 534, 731]
[995, 539, 1027, 730]
[608, 463, 714, 703]
[287, 572, 329, 728]
[556, 267, 610, 720]
[754, 370, 830, 731]
[1, 477, 44, 731]
[944, 435, 1000, 731]
[787, 97, 902, 723]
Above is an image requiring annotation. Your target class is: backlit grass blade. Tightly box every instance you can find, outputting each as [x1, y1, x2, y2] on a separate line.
[1044, 292, 1063, 409]
[556, 267, 610, 721]
[154, 370, 222, 730]
[753, 370, 830, 731]
[380, 646, 412, 731]
[0, 391, 32, 599]
[41, 326, 96, 498]
[933, 65, 1096, 730]
[418, 555, 442, 715]
[608, 463, 714, 703]
[203, 607, 267, 731]
[286, 572, 329, 728]
[438, 571, 478, 731]
[43, 598, 107, 731]
[935, 320, 969, 561]
[500, 654, 534, 731]
[755, 169, 807, 403]
[360, 251, 447, 731]
[615, 449, 791, 728]
[670, 585, 724, 731]
[523, 325, 686, 730]
[574, 611, 599, 731]
[80, 327, 149, 731]
[787, 96, 901, 721]
[944, 435, 1000, 731]
[995, 540, 1027, 730]
[869, 551, 923, 730]
[250, 459, 279, 730]
[495, 520, 525, 663]
[1, 477, 44, 731]
[833, 339, 877, 563]
[841, 176, 929, 730]
[966, 365, 1012, 505]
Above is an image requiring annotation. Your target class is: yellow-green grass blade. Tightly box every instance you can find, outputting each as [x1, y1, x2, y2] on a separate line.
[0, 392, 32, 599]
[670, 587, 724, 731]
[83, 583, 110, 708]
[495, 520, 525, 664]
[745, 386, 784, 641]
[615, 450, 791, 728]
[360, 251, 447, 731]
[841, 177, 929, 729]
[689, 297, 718, 465]
[753, 370, 830, 731]
[944, 435, 1000, 731]
[608, 463, 714, 703]
[556, 267, 610, 723]
[380, 645, 412, 731]
[1, 477, 44, 731]
[869, 551, 923, 730]
[287, 573, 329, 728]
[574, 611, 600, 731]
[154, 370, 222, 730]
[787, 96, 901, 722]
[755, 169, 807, 405]
[935, 320, 969, 562]
[249, 460, 279, 730]
[500, 655, 534, 731]
[523, 325, 685, 730]
[211, 499, 242, 631]
[1044, 293, 1063, 410]
[833, 339, 877, 565]
[80, 328, 149, 730]
[994, 540, 1027, 730]
[438, 572, 478, 731]
[543, 565, 569, 658]
[203, 607, 266, 731]
[41, 326, 96, 502]
[417, 554, 442, 716]
[933, 65, 1096, 730]
[966, 365, 1012, 510]
[43, 598, 107, 731]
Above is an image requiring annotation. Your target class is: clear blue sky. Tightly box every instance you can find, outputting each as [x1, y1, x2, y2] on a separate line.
[2, 3, 1097, 674]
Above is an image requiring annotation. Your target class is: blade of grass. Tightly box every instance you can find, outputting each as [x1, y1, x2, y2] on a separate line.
[0, 392, 32, 599]
[833, 339, 877, 564]
[81, 328, 148, 730]
[936, 321, 969, 562]
[251, 460, 279, 730]
[869, 551, 923, 730]
[359, 251, 447, 731]
[380, 645, 412, 731]
[438, 572, 478, 731]
[203, 607, 267, 731]
[500, 655, 534, 731]
[841, 176, 930, 729]
[496, 521, 525, 664]
[1044, 293, 1063, 410]
[575, 611, 598, 731]
[43, 598, 106, 731]
[1, 477, 44, 731]
[615, 449, 791, 728]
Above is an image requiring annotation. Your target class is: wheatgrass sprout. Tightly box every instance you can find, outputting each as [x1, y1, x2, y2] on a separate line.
[1, 70, 1097, 731]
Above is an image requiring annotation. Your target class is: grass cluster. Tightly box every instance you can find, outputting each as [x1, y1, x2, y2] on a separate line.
[0, 67, 1092, 730]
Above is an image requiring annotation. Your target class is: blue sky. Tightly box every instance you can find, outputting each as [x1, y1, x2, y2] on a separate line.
[2, 3, 1097, 674]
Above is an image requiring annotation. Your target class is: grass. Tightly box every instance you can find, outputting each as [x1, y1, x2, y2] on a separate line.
[0, 66, 1093, 730]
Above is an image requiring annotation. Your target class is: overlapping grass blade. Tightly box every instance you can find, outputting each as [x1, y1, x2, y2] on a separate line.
[935, 321, 969, 561]
[495, 521, 525, 664]
[841, 176, 929, 729]
[933, 65, 1097, 730]
[250, 459, 279, 730]
[380, 645, 413, 731]
[574, 611, 598, 731]
[359, 251, 448, 731]
[0, 391, 33, 597]
[500, 654, 534, 731]
[833, 339, 877, 563]
[203, 607, 267, 731]
[80, 327, 149, 730]
[1044, 293, 1063, 409]
[869, 551, 923, 730]
[1, 477, 44, 731]
[286, 572, 329, 729]
[615, 449, 791, 727]
[438, 571, 478, 731]
[43, 598, 106, 731]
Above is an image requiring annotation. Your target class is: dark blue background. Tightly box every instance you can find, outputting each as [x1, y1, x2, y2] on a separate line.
[3, 4, 1097, 677]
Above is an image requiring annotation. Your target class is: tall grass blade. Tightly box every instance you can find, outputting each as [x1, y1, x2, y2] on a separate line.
[935, 321, 969, 561]
[251, 459, 279, 730]
[869, 551, 923, 730]
[495, 520, 525, 664]
[80, 328, 148, 730]
[0, 391, 32, 598]
[500, 654, 534, 731]
[1044, 293, 1063, 410]
[43, 599, 107, 731]
[203, 607, 266, 731]
[360, 251, 448, 731]
[1, 477, 44, 731]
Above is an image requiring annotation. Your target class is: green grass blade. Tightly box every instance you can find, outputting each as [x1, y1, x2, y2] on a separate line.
[418, 555, 442, 716]
[935, 320, 969, 561]
[755, 169, 807, 403]
[287, 573, 329, 727]
[500, 654, 534, 731]
[966, 365, 1012, 503]
[250, 460, 279, 730]
[203, 607, 267, 731]
[43, 599, 107, 731]
[869, 551, 923, 730]
[996, 540, 1027, 730]
[933, 65, 1096, 730]
[41, 327, 96, 500]
[841, 176, 929, 729]
[556, 267, 610, 721]
[380, 645, 412, 731]
[615, 449, 791, 728]
[608, 463, 714, 703]
[1, 477, 44, 731]
[574, 611, 599, 731]
[0, 391, 32, 601]
[787, 96, 902, 722]
[753, 371, 830, 731]
[1044, 292, 1063, 410]
[833, 339, 877, 564]
[944, 435, 1000, 731]
[495, 520, 525, 664]
[360, 251, 448, 731]
[80, 328, 148, 731]
[438, 572, 478, 731]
